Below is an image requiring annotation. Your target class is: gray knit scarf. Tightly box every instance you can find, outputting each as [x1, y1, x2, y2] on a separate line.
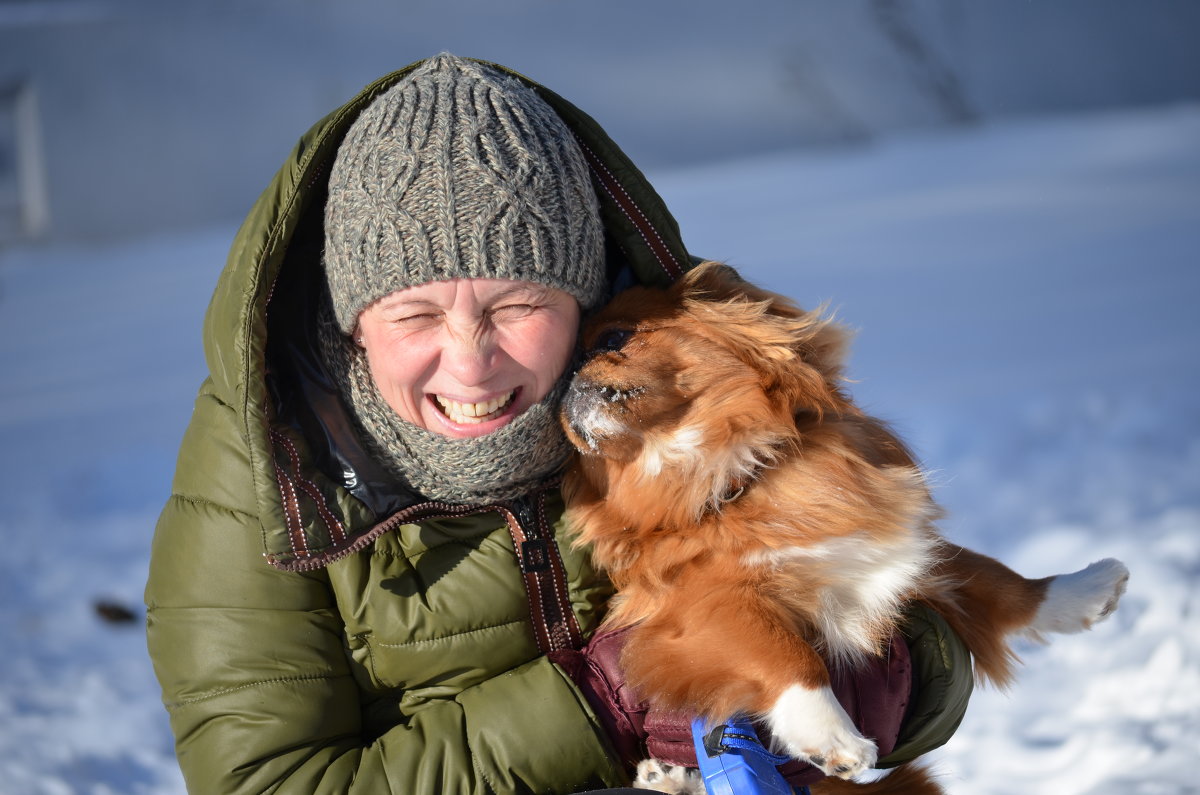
[316, 300, 573, 506]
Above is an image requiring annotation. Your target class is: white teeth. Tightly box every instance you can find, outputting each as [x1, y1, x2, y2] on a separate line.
[435, 391, 515, 424]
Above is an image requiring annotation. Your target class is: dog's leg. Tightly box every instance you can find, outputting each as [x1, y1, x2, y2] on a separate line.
[925, 542, 1129, 686]
[626, 590, 877, 780]
[1026, 557, 1129, 636]
[764, 677, 879, 779]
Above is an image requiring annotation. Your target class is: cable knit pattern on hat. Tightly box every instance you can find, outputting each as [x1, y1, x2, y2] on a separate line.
[324, 53, 606, 333]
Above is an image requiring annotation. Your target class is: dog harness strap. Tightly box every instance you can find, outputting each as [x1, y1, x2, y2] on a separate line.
[503, 489, 585, 654]
[694, 717, 810, 794]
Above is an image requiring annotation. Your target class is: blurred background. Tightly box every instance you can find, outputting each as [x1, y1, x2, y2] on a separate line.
[1, 2, 1197, 793]
[3, 0, 1198, 244]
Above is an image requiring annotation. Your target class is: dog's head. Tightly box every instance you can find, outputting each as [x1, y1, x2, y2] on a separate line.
[562, 262, 854, 478]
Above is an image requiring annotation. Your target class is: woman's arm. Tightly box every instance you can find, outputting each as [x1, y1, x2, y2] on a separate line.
[145, 389, 624, 793]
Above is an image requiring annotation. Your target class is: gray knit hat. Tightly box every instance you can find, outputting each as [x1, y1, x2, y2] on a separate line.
[323, 53, 606, 333]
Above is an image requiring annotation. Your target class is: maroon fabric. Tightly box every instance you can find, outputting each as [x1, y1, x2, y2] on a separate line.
[643, 707, 697, 767]
[554, 628, 912, 784]
[549, 626, 649, 768]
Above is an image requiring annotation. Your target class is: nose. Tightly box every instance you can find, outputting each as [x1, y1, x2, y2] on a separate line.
[441, 324, 499, 386]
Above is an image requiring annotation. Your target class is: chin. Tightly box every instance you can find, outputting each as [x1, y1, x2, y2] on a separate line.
[560, 261, 1129, 793]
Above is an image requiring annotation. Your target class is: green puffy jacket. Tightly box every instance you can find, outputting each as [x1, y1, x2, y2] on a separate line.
[146, 57, 971, 794]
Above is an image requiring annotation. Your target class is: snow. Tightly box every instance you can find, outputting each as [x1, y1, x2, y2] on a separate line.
[1, 104, 1197, 793]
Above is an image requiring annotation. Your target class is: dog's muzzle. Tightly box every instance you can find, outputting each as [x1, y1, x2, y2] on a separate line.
[562, 377, 636, 450]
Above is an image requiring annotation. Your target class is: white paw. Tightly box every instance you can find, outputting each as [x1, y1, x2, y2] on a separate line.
[633, 758, 704, 795]
[766, 684, 878, 779]
[1030, 558, 1130, 636]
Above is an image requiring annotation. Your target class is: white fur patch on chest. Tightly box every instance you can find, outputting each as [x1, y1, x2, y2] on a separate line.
[745, 530, 937, 661]
[638, 425, 771, 513]
[639, 425, 707, 477]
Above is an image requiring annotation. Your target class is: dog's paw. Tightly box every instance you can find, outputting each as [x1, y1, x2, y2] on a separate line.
[1030, 558, 1130, 636]
[766, 684, 878, 779]
[633, 759, 704, 795]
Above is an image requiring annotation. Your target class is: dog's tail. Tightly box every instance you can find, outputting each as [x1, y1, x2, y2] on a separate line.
[809, 763, 942, 795]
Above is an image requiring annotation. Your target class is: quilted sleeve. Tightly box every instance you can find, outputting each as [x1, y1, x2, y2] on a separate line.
[877, 603, 975, 767]
[145, 388, 624, 793]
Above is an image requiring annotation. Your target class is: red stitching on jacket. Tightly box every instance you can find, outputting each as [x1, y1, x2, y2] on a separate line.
[574, 135, 685, 280]
[261, 487, 584, 653]
[501, 506, 555, 653]
[267, 501, 486, 570]
[272, 461, 308, 558]
[270, 429, 348, 545]
[536, 491, 584, 650]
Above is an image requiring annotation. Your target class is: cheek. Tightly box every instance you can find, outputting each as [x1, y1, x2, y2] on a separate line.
[362, 342, 427, 417]
[512, 321, 578, 383]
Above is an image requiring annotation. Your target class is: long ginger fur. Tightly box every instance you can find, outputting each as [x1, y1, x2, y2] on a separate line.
[560, 262, 1126, 790]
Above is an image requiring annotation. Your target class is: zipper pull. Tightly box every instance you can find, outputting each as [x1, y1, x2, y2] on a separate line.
[510, 495, 552, 572]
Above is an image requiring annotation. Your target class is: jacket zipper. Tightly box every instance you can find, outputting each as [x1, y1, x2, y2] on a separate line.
[504, 490, 585, 654]
[273, 488, 585, 654]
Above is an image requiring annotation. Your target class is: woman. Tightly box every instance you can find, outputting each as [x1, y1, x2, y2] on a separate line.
[145, 54, 971, 793]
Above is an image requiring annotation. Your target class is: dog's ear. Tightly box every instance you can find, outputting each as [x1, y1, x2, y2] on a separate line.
[789, 301, 853, 381]
[673, 261, 747, 301]
[752, 305, 854, 415]
[674, 261, 819, 327]
[676, 261, 854, 412]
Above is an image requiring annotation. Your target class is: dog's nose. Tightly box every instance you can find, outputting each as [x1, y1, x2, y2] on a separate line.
[564, 378, 605, 420]
[562, 379, 610, 445]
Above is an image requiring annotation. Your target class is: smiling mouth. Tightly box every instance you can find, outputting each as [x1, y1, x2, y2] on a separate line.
[433, 391, 517, 425]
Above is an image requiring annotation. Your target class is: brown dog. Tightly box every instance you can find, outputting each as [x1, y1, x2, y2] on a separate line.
[560, 262, 1128, 793]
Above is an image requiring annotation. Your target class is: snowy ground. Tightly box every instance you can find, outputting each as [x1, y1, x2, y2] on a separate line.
[1, 104, 1197, 793]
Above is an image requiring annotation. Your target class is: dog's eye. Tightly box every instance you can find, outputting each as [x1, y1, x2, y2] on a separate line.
[592, 328, 633, 353]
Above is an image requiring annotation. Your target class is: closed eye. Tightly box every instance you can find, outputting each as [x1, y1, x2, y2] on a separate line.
[390, 312, 441, 328]
[489, 303, 538, 321]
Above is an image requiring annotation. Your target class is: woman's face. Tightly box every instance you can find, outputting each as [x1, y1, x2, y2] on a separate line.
[355, 278, 581, 439]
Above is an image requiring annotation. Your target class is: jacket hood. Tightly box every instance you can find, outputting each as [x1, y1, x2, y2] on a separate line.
[201, 56, 693, 569]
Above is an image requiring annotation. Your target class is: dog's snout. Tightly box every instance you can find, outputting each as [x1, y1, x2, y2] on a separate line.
[564, 377, 607, 420]
[562, 377, 616, 451]
[567, 376, 641, 408]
